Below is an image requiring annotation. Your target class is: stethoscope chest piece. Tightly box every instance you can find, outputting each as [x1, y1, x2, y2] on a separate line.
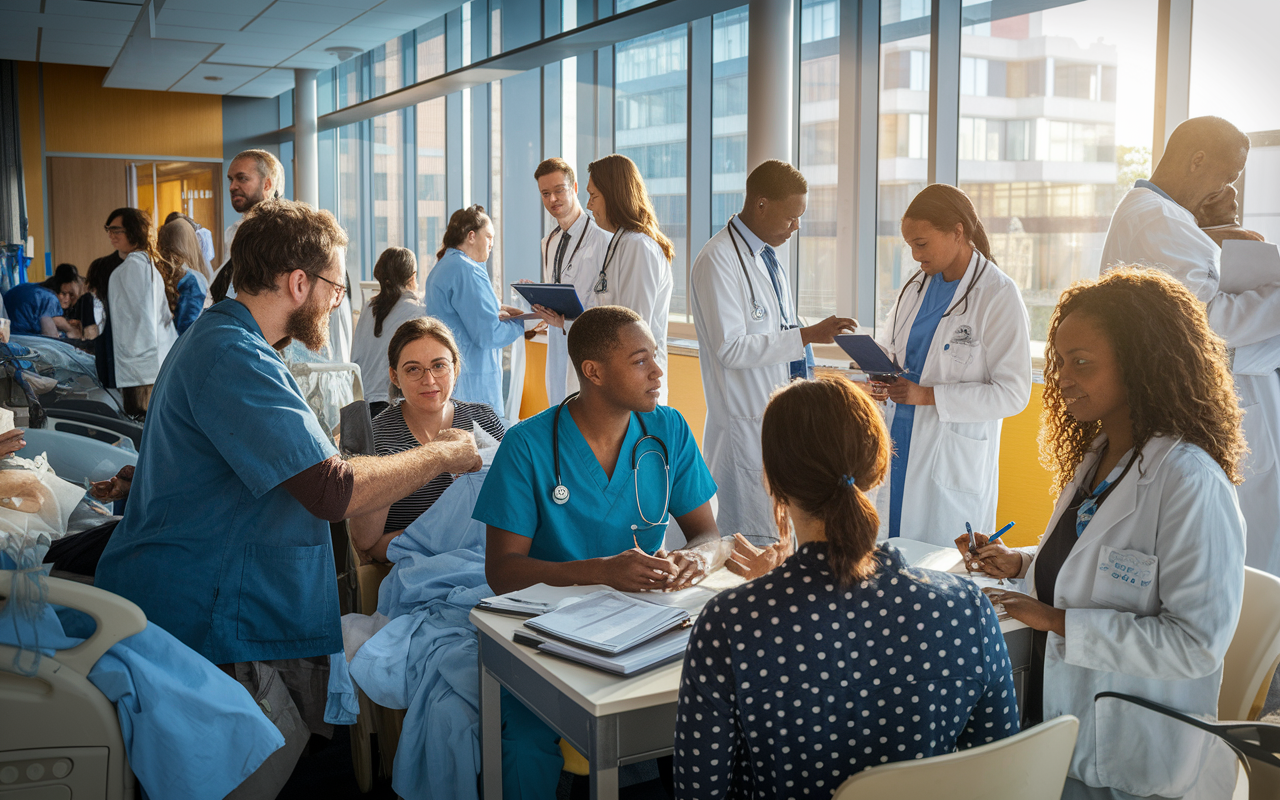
[552, 484, 570, 505]
[750, 303, 765, 321]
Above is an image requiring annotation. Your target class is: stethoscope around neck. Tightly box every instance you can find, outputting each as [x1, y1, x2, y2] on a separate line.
[543, 216, 594, 284]
[551, 392, 671, 531]
[726, 217, 767, 321]
[888, 250, 992, 349]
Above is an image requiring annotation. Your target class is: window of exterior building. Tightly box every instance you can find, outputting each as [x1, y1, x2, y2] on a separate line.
[797, 0, 839, 319]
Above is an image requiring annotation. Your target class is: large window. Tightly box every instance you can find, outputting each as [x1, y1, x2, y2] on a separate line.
[711, 7, 748, 241]
[616, 25, 689, 320]
[796, 0, 839, 319]
[958, 1, 1157, 340]
[876, 0, 930, 331]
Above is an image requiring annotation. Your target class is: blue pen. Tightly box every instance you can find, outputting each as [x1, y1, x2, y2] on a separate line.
[965, 521, 976, 555]
[988, 521, 1017, 543]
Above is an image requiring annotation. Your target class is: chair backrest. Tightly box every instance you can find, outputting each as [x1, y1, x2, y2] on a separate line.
[1221, 567, 1280, 721]
[830, 715, 1079, 800]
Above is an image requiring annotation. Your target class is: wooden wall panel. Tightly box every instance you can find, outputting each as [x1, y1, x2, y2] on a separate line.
[18, 63, 45, 282]
[41, 65, 222, 158]
[47, 157, 128, 275]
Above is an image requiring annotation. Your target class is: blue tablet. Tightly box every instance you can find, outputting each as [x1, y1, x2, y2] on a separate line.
[511, 283, 586, 319]
[834, 334, 903, 377]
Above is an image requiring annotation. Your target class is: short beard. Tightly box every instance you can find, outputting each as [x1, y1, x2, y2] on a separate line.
[283, 287, 330, 352]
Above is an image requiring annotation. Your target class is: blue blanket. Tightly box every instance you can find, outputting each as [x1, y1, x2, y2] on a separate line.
[0, 561, 284, 800]
[349, 468, 494, 800]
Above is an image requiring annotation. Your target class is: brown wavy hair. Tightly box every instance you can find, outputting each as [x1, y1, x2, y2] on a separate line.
[761, 375, 891, 585]
[587, 154, 675, 261]
[107, 207, 180, 315]
[1039, 266, 1245, 493]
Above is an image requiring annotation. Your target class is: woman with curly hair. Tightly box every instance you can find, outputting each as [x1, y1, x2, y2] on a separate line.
[959, 267, 1246, 800]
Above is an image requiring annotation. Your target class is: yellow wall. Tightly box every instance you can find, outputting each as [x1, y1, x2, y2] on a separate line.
[521, 341, 1054, 546]
[15, 63, 223, 281]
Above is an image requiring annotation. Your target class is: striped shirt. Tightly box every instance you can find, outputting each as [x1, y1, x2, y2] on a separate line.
[372, 400, 506, 533]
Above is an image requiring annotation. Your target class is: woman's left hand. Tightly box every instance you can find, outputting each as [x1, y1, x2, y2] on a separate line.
[885, 377, 934, 406]
[498, 304, 526, 321]
[983, 589, 1066, 636]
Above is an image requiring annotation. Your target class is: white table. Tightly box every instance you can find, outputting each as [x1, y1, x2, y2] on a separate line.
[473, 540, 1032, 800]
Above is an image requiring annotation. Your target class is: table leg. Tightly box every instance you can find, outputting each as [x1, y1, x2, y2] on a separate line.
[589, 714, 619, 800]
[480, 666, 502, 800]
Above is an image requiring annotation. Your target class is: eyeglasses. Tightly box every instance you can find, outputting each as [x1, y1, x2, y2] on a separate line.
[399, 363, 454, 381]
[104, 226, 126, 234]
[311, 273, 346, 303]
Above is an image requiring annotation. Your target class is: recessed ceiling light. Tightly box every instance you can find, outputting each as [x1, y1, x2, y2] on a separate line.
[325, 46, 362, 61]
[204, 75, 223, 82]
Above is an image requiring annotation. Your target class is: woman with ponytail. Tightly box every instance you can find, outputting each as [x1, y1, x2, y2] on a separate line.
[352, 246, 423, 418]
[871, 183, 1031, 544]
[673, 376, 1019, 799]
[423, 205, 524, 417]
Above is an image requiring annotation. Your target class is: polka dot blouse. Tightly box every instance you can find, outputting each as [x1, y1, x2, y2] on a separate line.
[673, 542, 1019, 799]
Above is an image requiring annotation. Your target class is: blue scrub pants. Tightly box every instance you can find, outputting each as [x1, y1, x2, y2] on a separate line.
[500, 689, 563, 799]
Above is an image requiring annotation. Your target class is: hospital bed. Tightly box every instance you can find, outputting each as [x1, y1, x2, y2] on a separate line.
[0, 569, 146, 799]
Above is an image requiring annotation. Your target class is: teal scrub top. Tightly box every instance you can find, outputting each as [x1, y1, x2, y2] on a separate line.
[95, 299, 342, 665]
[473, 403, 717, 560]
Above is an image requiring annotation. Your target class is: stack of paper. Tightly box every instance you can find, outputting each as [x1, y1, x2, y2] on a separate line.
[477, 584, 602, 617]
[523, 590, 690, 655]
[537, 627, 693, 676]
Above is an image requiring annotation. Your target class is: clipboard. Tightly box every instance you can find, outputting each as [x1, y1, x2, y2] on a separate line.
[834, 334, 903, 377]
[510, 283, 586, 320]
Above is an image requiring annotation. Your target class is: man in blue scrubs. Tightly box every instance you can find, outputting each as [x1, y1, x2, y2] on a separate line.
[475, 305, 721, 798]
[95, 199, 482, 796]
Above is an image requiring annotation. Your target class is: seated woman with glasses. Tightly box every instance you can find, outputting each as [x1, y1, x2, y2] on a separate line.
[349, 317, 506, 563]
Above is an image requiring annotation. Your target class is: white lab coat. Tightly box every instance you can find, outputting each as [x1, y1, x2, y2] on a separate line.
[590, 230, 673, 404]
[875, 252, 1031, 546]
[328, 293, 353, 364]
[1101, 186, 1280, 575]
[539, 212, 612, 404]
[1022, 434, 1244, 799]
[109, 252, 177, 388]
[690, 221, 805, 545]
[222, 218, 241, 270]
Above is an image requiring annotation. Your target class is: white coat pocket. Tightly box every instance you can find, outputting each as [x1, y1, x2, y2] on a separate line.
[1090, 546, 1159, 615]
[1094, 692, 1214, 797]
[932, 425, 990, 495]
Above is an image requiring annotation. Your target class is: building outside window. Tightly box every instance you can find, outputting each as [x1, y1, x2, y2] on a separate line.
[797, 0, 839, 319]
[616, 25, 690, 320]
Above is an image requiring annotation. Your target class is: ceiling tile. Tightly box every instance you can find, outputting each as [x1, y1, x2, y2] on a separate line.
[260, 2, 364, 25]
[9, 9, 135, 34]
[0, 39, 38, 61]
[278, 53, 341, 69]
[0, 0, 41, 12]
[243, 16, 340, 40]
[41, 28, 129, 47]
[294, 0, 380, 8]
[104, 30, 218, 91]
[38, 40, 120, 66]
[208, 44, 300, 67]
[229, 68, 296, 97]
[351, 10, 434, 32]
[159, 0, 271, 15]
[371, 0, 461, 17]
[151, 23, 317, 51]
[316, 25, 393, 48]
[45, 0, 142, 20]
[154, 7, 255, 31]
[170, 62, 266, 93]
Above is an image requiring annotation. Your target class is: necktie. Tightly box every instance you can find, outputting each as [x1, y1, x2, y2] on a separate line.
[761, 245, 813, 381]
[553, 231, 572, 283]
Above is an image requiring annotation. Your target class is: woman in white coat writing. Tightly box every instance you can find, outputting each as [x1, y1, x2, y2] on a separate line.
[963, 268, 1247, 800]
[531, 153, 674, 403]
[872, 184, 1030, 543]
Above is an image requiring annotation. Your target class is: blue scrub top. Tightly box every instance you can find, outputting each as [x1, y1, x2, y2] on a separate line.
[888, 272, 960, 538]
[4, 282, 63, 336]
[473, 403, 717, 560]
[95, 299, 342, 664]
[423, 248, 524, 415]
